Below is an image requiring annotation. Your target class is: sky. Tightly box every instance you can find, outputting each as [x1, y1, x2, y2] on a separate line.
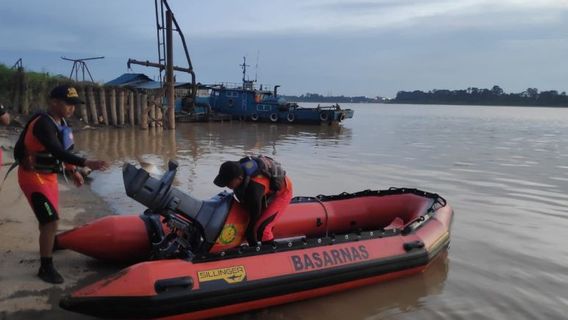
[0, 0, 567, 97]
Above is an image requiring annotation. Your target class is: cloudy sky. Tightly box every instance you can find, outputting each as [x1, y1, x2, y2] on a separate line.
[0, 0, 567, 97]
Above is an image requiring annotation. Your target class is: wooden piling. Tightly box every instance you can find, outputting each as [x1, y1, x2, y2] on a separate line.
[110, 88, 117, 126]
[149, 95, 156, 128]
[99, 87, 109, 126]
[87, 86, 98, 125]
[79, 86, 89, 124]
[156, 107, 163, 128]
[128, 91, 135, 126]
[118, 90, 125, 126]
[140, 93, 148, 130]
[136, 92, 142, 125]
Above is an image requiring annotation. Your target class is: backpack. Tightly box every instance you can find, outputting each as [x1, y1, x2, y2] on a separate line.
[13, 113, 41, 163]
[239, 155, 286, 192]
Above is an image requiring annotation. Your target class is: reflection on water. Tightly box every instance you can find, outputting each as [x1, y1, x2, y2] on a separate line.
[76, 122, 351, 213]
[222, 250, 449, 320]
[75, 104, 568, 319]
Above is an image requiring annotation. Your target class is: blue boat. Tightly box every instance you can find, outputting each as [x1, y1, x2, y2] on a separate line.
[196, 58, 354, 124]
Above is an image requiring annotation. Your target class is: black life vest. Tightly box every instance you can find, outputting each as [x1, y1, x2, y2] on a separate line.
[239, 155, 286, 192]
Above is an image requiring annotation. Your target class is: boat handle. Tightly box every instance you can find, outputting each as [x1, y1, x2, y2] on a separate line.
[155, 276, 194, 293]
[403, 240, 425, 252]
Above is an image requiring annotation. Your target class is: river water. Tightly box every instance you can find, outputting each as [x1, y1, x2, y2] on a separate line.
[75, 103, 568, 320]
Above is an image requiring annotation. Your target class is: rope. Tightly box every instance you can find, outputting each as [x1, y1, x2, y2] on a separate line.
[314, 196, 330, 238]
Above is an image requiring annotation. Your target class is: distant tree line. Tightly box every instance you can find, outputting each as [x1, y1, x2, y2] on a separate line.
[391, 86, 568, 106]
[281, 93, 382, 104]
[0, 63, 70, 114]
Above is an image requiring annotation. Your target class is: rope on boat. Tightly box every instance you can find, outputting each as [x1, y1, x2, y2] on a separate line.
[292, 187, 447, 211]
[313, 197, 330, 238]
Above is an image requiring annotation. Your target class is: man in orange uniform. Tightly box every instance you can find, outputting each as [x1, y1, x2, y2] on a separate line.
[0, 104, 10, 167]
[214, 155, 293, 245]
[14, 85, 109, 283]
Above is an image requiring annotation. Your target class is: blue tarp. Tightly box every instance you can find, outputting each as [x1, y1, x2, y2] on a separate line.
[105, 73, 190, 90]
[105, 73, 153, 86]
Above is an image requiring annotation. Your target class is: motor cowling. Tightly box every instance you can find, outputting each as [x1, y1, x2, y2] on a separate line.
[122, 161, 233, 253]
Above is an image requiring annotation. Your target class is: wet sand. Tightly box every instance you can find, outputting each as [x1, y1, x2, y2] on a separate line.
[0, 139, 118, 320]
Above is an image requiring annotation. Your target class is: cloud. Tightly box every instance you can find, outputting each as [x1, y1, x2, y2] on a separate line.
[1, 0, 567, 96]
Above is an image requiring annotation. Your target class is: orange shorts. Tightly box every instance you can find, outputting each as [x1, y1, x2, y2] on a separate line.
[18, 167, 59, 225]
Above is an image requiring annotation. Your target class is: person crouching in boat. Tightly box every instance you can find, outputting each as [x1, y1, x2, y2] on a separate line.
[14, 85, 109, 284]
[214, 155, 293, 246]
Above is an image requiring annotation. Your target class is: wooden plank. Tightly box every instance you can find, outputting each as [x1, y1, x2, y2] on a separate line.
[87, 86, 99, 124]
[136, 92, 142, 125]
[149, 95, 156, 128]
[118, 89, 125, 125]
[110, 88, 117, 126]
[99, 87, 109, 125]
[79, 86, 89, 124]
[140, 93, 148, 130]
[128, 90, 135, 125]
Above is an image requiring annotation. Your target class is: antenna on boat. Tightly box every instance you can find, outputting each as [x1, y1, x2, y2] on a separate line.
[240, 56, 250, 85]
[255, 50, 260, 83]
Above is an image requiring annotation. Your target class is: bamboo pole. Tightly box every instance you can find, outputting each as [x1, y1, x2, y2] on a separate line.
[128, 90, 135, 126]
[110, 88, 117, 126]
[140, 93, 149, 130]
[118, 89, 125, 126]
[79, 86, 89, 124]
[99, 87, 109, 126]
[87, 86, 98, 124]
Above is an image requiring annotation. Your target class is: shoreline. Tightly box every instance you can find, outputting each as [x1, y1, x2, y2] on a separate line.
[0, 133, 119, 319]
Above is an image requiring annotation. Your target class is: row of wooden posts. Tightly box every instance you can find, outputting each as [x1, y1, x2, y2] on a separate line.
[78, 85, 168, 129]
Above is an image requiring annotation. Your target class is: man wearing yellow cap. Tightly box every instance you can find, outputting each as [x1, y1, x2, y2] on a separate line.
[14, 85, 109, 283]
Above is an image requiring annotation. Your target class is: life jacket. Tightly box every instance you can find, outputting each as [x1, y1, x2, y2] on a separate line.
[239, 155, 286, 193]
[13, 112, 74, 173]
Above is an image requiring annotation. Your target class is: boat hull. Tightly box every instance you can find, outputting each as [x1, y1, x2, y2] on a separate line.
[56, 189, 444, 262]
[60, 190, 453, 319]
[61, 235, 450, 319]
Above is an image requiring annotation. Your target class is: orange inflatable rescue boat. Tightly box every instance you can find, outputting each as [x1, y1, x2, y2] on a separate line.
[58, 161, 453, 319]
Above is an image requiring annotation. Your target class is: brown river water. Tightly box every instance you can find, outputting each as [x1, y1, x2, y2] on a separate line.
[74, 103, 568, 319]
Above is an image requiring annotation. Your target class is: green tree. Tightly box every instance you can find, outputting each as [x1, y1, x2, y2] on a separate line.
[491, 85, 504, 96]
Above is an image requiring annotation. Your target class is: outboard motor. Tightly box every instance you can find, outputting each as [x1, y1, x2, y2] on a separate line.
[122, 160, 233, 257]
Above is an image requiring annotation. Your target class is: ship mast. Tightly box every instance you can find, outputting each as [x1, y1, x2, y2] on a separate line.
[240, 56, 250, 87]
